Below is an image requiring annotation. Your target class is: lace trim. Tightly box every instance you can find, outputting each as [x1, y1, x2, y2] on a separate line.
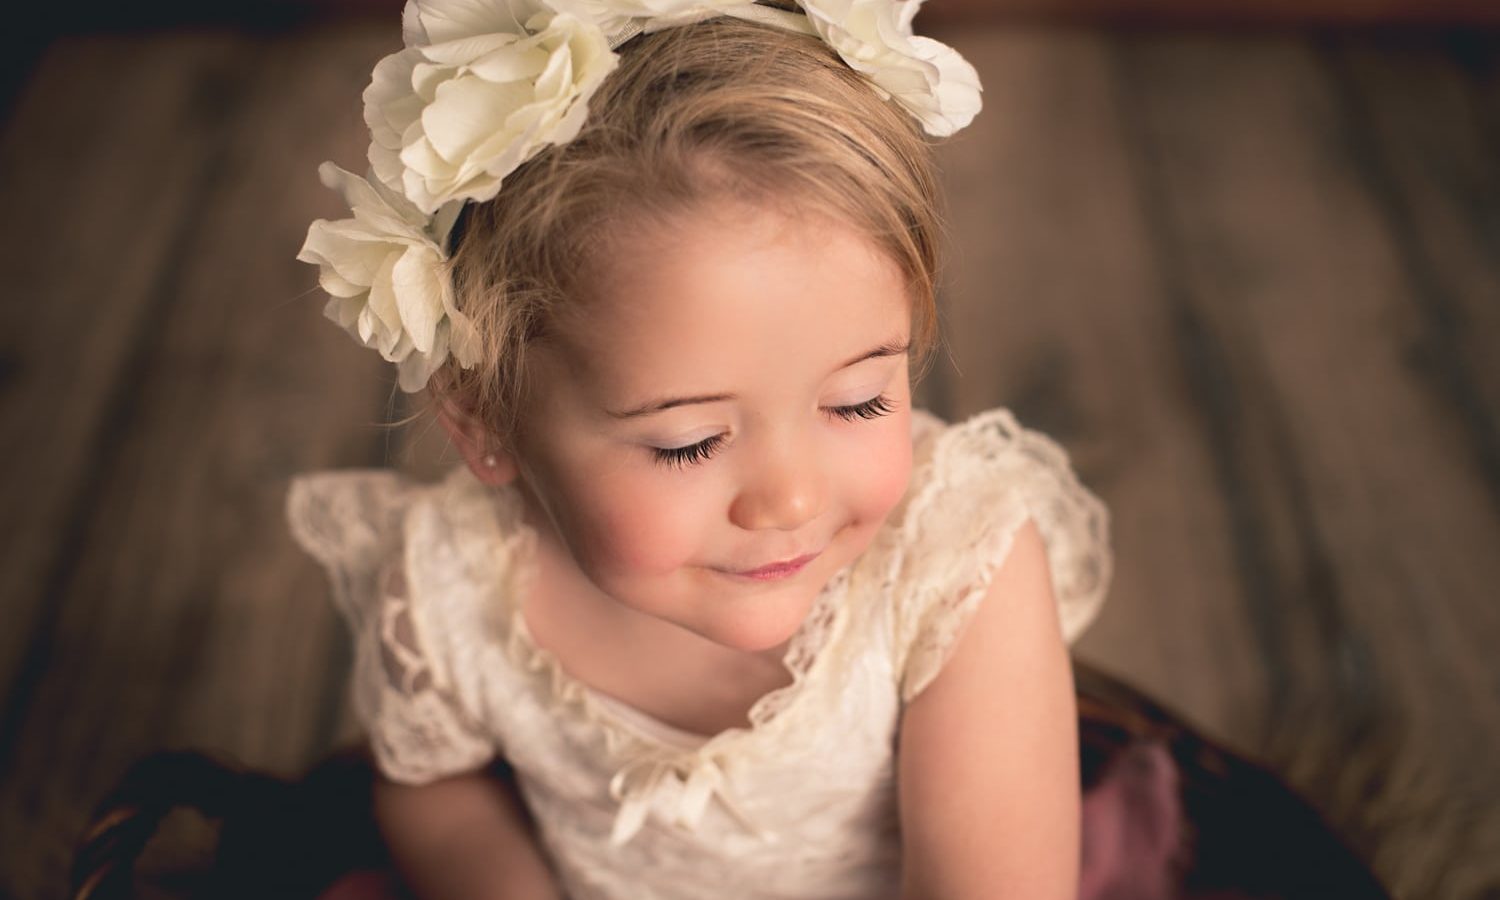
[377, 563, 437, 694]
[286, 469, 412, 628]
[362, 551, 496, 781]
[498, 578, 849, 749]
[889, 407, 1112, 703]
[499, 580, 848, 845]
[289, 470, 496, 783]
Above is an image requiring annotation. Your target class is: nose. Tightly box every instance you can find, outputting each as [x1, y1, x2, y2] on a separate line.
[728, 437, 828, 533]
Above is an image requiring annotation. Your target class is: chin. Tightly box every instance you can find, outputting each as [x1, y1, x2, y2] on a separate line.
[710, 621, 802, 654]
[700, 580, 824, 654]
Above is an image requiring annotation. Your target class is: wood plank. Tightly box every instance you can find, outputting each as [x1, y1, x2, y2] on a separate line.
[924, 26, 1272, 754]
[1320, 34, 1500, 900]
[921, 0, 1500, 26]
[0, 25, 398, 897]
[1452, 30, 1500, 151]
[1323, 31, 1500, 512]
[1113, 31, 1500, 897]
[0, 32, 257, 760]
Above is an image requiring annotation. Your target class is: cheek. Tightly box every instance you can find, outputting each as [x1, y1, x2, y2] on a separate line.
[548, 468, 712, 577]
[837, 410, 914, 525]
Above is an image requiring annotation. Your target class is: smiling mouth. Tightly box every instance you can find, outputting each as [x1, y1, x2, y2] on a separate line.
[725, 551, 821, 581]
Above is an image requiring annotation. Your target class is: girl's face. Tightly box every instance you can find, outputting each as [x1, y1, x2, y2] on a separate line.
[510, 199, 915, 655]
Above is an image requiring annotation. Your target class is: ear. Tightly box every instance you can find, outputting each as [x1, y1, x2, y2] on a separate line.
[434, 397, 520, 488]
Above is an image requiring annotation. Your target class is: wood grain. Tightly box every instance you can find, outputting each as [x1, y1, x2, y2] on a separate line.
[1324, 31, 1500, 513]
[1112, 31, 1500, 896]
[922, 27, 1272, 756]
[922, 0, 1500, 26]
[0, 33, 257, 758]
[0, 26, 398, 898]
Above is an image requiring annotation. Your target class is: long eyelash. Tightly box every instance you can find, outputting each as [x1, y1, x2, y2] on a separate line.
[652, 433, 727, 469]
[828, 394, 898, 422]
[651, 396, 897, 469]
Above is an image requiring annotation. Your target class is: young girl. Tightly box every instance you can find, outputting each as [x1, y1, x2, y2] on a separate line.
[288, 1, 1110, 897]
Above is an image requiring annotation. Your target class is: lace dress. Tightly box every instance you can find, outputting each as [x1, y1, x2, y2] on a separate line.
[286, 407, 1111, 900]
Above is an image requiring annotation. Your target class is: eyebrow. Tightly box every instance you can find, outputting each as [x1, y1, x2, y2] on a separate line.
[605, 338, 911, 420]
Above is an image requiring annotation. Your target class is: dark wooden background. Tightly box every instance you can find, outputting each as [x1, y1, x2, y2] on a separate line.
[1, 9, 1498, 900]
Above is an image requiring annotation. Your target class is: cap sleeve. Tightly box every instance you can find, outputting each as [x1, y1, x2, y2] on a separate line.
[287, 470, 495, 783]
[890, 408, 1111, 704]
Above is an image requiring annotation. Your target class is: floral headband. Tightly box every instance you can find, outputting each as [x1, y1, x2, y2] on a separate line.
[297, 0, 982, 392]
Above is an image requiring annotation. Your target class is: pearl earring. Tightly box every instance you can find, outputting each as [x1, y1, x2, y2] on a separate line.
[481, 454, 499, 468]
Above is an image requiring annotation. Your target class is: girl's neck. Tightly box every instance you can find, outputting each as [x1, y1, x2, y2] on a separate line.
[510, 483, 798, 736]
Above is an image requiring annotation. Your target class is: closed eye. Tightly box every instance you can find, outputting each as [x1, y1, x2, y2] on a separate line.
[652, 433, 728, 469]
[650, 394, 898, 470]
[827, 394, 897, 422]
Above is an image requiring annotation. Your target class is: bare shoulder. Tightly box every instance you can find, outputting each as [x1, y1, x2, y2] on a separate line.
[897, 520, 1081, 899]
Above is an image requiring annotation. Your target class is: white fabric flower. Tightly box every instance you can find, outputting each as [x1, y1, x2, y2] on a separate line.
[797, 0, 980, 137]
[547, 0, 758, 41]
[401, 0, 547, 47]
[304, 0, 985, 394]
[297, 163, 481, 392]
[365, 2, 619, 214]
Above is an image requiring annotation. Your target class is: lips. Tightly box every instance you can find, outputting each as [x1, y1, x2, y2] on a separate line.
[730, 551, 821, 579]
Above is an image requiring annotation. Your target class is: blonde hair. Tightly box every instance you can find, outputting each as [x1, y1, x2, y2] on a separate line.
[429, 17, 947, 454]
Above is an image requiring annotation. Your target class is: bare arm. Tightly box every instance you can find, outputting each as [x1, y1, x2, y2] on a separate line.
[373, 768, 563, 900]
[897, 520, 1081, 899]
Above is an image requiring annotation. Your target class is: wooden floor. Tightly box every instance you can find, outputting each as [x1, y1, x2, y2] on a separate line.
[1, 20, 1497, 900]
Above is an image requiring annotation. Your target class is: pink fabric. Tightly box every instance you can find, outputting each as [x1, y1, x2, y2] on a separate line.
[1079, 742, 1185, 900]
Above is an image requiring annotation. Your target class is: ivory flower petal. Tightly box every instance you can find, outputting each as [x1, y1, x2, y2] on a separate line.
[798, 0, 981, 137]
[904, 35, 982, 134]
[402, 0, 548, 47]
[391, 246, 445, 353]
[364, 255, 406, 351]
[308, 0, 985, 394]
[419, 31, 525, 66]
[397, 320, 452, 391]
[546, 0, 751, 40]
[420, 76, 533, 163]
[297, 163, 480, 389]
[365, 10, 619, 214]
[300, 224, 392, 290]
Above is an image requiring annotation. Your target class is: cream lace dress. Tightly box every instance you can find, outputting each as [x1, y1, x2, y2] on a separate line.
[286, 407, 1111, 900]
